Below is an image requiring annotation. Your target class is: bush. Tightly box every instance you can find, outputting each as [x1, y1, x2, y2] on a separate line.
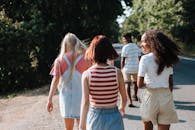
[0, 11, 50, 95]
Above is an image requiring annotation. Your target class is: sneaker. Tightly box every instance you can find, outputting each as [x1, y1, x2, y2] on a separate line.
[128, 104, 136, 107]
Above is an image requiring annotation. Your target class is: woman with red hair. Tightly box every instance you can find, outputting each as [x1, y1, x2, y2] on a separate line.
[79, 35, 127, 130]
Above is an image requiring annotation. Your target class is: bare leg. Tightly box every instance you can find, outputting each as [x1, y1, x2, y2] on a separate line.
[125, 82, 134, 106]
[133, 81, 138, 101]
[144, 121, 153, 130]
[75, 118, 80, 130]
[64, 118, 74, 130]
[158, 124, 170, 130]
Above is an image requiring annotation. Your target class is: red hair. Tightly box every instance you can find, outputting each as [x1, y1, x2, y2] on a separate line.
[85, 35, 118, 64]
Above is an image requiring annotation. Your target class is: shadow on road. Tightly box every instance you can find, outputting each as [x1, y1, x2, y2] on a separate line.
[123, 114, 141, 120]
[178, 119, 186, 123]
[123, 113, 187, 123]
[174, 100, 195, 111]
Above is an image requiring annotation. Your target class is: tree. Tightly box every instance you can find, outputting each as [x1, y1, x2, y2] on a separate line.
[173, 0, 195, 46]
[121, 0, 184, 42]
[0, 0, 132, 94]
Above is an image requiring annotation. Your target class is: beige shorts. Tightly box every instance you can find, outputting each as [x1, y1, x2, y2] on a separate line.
[140, 88, 178, 125]
[122, 72, 137, 83]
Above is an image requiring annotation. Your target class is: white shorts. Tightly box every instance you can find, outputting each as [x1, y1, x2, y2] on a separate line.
[140, 88, 178, 125]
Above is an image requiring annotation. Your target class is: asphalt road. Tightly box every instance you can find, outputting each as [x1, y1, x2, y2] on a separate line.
[0, 56, 194, 130]
[114, 56, 195, 85]
[174, 56, 195, 85]
[123, 56, 195, 130]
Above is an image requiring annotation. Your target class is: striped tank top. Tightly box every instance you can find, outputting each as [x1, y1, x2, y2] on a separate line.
[88, 65, 119, 107]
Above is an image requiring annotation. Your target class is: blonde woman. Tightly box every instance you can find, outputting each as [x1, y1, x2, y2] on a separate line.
[47, 33, 89, 130]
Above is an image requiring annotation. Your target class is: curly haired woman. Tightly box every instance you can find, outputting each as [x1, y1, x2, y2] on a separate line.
[137, 30, 180, 130]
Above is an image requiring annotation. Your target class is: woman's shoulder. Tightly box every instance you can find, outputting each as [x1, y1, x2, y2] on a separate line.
[54, 56, 65, 65]
[82, 68, 92, 78]
[122, 44, 129, 49]
[141, 53, 153, 59]
[75, 55, 90, 73]
[140, 53, 154, 65]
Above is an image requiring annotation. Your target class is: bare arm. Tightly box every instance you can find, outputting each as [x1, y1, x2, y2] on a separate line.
[117, 69, 127, 116]
[137, 76, 146, 88]
[138, 55, 141, 61]
[47, 76, 60, 112]
[120, 57, 126, 69]
[169, 75, 173, 92]
[79, 71, 90, 130]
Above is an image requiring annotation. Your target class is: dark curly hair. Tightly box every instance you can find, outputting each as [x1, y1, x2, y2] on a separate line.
[143, 30, 180, 75]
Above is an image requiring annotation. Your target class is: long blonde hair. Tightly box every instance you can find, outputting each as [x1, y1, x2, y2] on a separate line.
[58, 32, 86, 82]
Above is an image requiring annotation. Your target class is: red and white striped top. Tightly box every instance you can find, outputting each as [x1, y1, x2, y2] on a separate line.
[88, 65, 119, 107]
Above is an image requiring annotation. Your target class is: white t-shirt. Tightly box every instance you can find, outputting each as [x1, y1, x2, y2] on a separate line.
[138, 53, 173, 88]
[121, 43, 141, 73]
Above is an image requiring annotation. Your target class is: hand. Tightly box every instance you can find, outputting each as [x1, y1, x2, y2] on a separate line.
[47, 100, 53, 113]
[79, 124, 86, 130]
[118, 107, 125, 116]
[79, 127, 85, 130]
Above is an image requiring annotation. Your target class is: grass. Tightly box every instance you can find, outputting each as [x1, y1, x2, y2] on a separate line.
[179, 43, 195, 58]
[0, 84, 49, 99]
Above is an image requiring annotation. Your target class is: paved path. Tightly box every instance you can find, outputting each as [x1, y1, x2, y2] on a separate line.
[0, 57, 194, 130]
[0, 85, 194, 130]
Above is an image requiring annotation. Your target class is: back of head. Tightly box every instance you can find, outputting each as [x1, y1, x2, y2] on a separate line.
[122, 32, 132, 43]
[59, 33, 86, 58]
[85, 35, 118, 64]
[58, 32, 87, 82]
[143, 30, 180, 74]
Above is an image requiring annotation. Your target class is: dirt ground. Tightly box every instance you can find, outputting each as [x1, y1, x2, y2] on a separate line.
[1, 84, 195, 130]
[0, 85, 72, 130]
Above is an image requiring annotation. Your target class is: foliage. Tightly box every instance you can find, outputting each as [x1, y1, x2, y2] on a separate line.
[121, 0, 195, 47]
[0, 0, 129, 94]
[0, 9, 49, 94]
[173, 0, 195, 45]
